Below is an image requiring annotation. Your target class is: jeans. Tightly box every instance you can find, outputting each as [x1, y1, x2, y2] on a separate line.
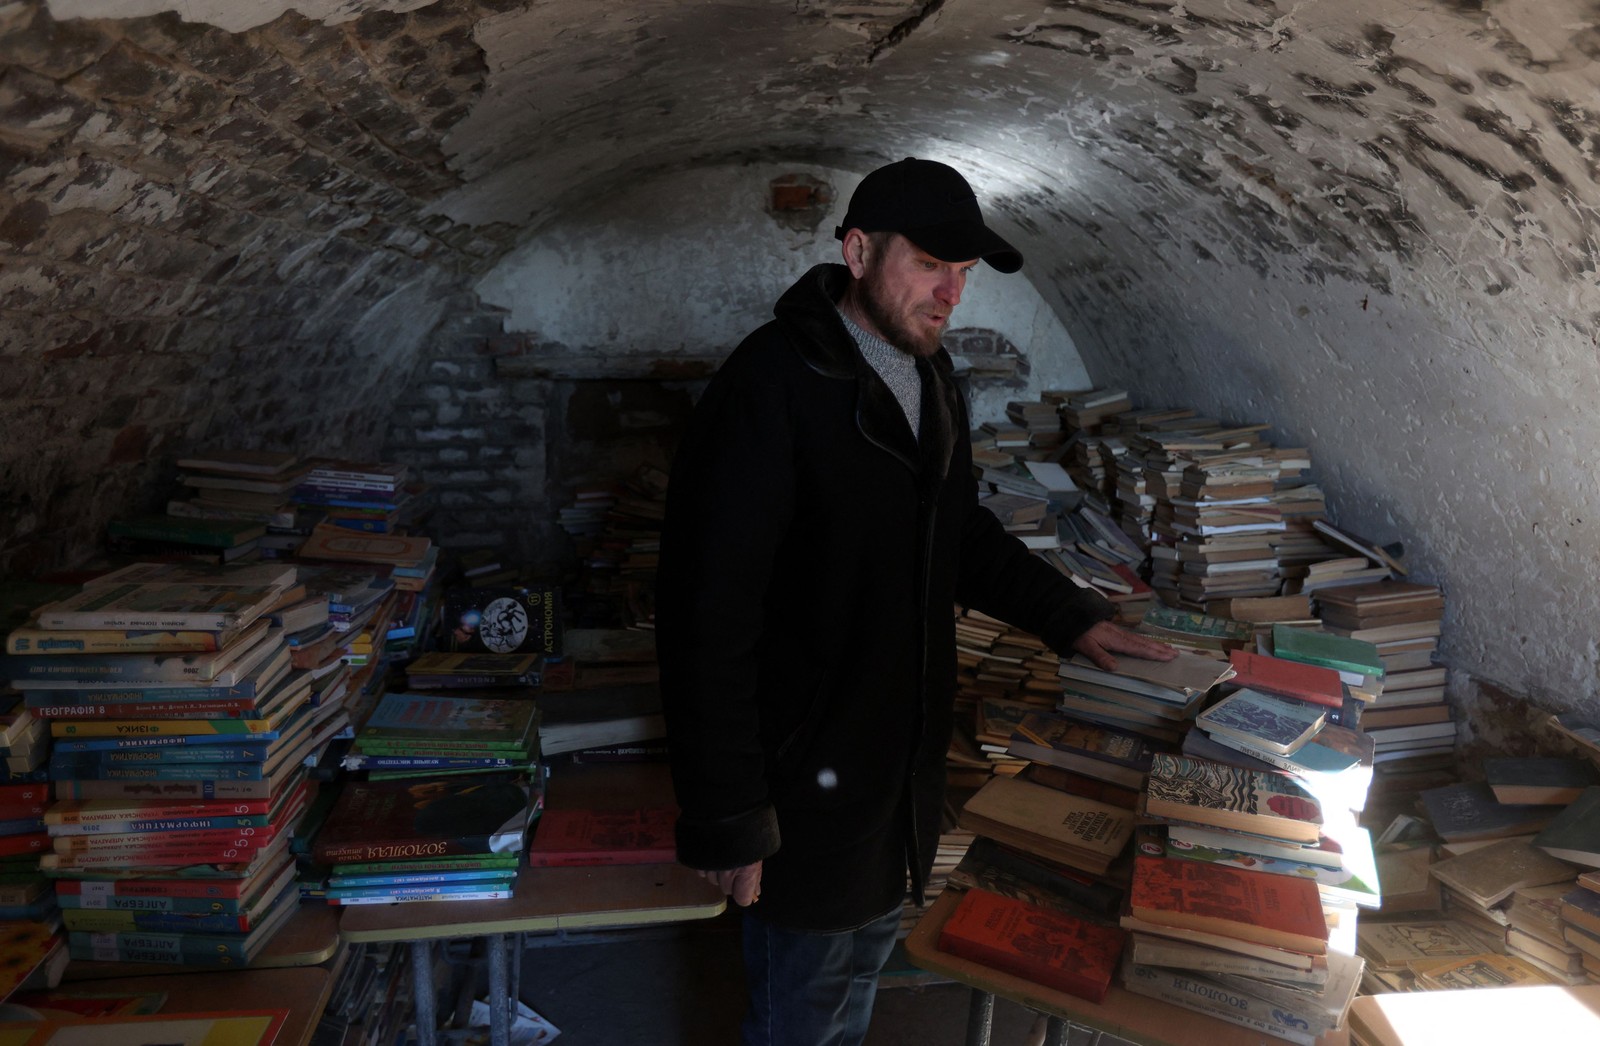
[740, 904, 903, 1046]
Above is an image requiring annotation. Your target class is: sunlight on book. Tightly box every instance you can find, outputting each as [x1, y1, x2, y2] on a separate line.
[1355, 984, 1600, 1044]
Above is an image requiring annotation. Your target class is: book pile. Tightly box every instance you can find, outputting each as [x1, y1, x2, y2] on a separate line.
[1560, 868, 1600, 983]
[1004, 398, 1066, 453]
[1315, 581, 1452, 770]
[938, 884, 1127, 1003]
[0, 563, 351, 966]
[535, 685, 665, 760]
[953, 608, 1060, 708]
[296, 526, 438, 598]
[310, 773, 534, 905]
[405, 652, 544, 691]
[1426, 837, 1587, 984]
[1042, 504, 1154, 619]
[1056, 388, 1133, 435]
[1354, 915, 1506, 993]
[1120, 853, 1362, 1044]
[1055, 648, 1235, 745]
[1124, 754, 1368, 1041]
[1133, 606, 1253, 656]
[0, 779, 53, 931]
[290, 460, 431, 537]
[1004, 709, 1158, 790]
[559, 464, 668, 631]
[897, 827, 975, 938]
[167, 450, 304, 524]
[341, 691, 542, 782]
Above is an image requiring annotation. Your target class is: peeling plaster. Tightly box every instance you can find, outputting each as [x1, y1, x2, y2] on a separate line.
[46, 0, 438, 33]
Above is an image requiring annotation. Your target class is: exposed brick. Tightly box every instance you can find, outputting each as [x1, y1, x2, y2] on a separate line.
[69, 42, 181, 106]
[0, 68, 93, 146]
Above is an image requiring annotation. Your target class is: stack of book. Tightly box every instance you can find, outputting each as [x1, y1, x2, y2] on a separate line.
[1354, 915, 1505, 993]
[310, 773, 534, 905]
[559, 464, 668, 631]
[0, 780, 51, 922]
[405, 652, 544, 691]
[957, 774, 1135, 878]
[977, 491, 1057, 549]
[105, 516, 268, 567]
[938, 884, 1127, 1003]
[952, 608, 1061, 710]
[1055, 649, 1235, 745]
[898, 827, 975, 938]
[1316, 580, 1451, 766]
[342, 691, 541, 781]
[0, 564, 350, 966]
[291, 460, 429, 536]
[296, 526, 438, 600]
[1004, 709, 1159, 790]
[1119, 853, 1362, 1044]
[1560, 868, 1600, 982]
[1133, 606, 1253, 656]
[1425, 837, 1586, 983]
[1057, 388, 1133, 435]
[166, 451, 307, 536]
[1045, 505, 1154, 618]
[1004, 398, 1065, 452]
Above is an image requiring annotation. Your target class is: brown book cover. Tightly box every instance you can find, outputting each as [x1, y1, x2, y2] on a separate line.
[937, 887, 1125, 1003]
[525, 805, 677, 867]
[1428, 837, 1578, 908]
[958, 776, 1135, 875]
[1127, 854, 1328, 955]
[1414, 951, 1555, 990]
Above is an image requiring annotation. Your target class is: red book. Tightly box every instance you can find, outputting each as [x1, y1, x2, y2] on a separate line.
[1227, 650, 1343, 709]
[1126, 854, 1329, 955]
[937, 887, 1125, 1003]
[0, 833, 47, 857]
[525, 805, 677, 867]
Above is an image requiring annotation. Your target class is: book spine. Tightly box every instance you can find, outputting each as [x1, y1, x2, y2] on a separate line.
[44, 845, 261, 868]
[326, 880, 514, 899]
[32, 700, 260, 719]
[332, 856, 520, 876]
[107, 519, 259, 548]
[59, 891, 248, 913]
[0, 834, 48, 857]
[0, 653, 236, 683]
[55, 745, 270, 766]
[68, 931, 248, 963]
[404, 673, 541, 688]
[37, 612, 243, 631]
[51, 719, 275, 738]
[53, 778, 276, 800]
[48, 760, 268, 782]
[26, 683, 257, 703]
[1120, 964, 1321, 1044]
[327, 889, 513, 905]
[64, 909, 254, 933]
[53, 825, 279, 853]
[49, 812, 272, 835]
[313, 836, 495, 865]
[5, 629, 231, 655]
[58, 878, 247, 900]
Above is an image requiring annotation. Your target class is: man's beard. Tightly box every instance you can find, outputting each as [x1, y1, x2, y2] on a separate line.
[857, 268, 945, 357]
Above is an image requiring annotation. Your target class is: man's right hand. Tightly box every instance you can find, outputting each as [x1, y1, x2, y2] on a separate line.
[699, 861, 763, 906]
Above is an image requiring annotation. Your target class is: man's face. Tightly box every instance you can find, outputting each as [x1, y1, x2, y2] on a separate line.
[853, 234, 978, 357]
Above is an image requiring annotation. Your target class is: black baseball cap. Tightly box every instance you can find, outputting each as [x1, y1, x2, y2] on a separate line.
[834, 157, 1023, 273]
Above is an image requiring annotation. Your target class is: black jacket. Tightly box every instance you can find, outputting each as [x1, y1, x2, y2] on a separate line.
[656, 263, 1112, 931]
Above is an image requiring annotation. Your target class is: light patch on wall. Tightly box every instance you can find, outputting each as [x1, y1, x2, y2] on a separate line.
[46, 0, 439, 33]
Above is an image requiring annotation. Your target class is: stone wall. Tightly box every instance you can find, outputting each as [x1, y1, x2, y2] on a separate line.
[0, 0, 516, 577]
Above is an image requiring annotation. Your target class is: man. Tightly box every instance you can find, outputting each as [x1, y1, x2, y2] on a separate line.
[656, 157, 1173, 1046]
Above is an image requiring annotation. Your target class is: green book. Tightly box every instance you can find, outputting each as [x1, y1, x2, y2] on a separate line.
[1271, 624, 1383, 678]
[357, 692, 539, 752]
[107, 515, 267, 548]
[1532, 786, 1600, 868]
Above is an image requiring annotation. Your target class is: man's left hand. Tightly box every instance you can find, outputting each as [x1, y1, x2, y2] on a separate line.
[1071, 620, 1179, 672]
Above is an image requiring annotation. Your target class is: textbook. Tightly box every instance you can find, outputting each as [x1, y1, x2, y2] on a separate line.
[957, 775, 1135, 876]
[313, 773, 534, 864]
[32, 583, 288, 632]
[66, 879, 300, 965]
[355, 692, 540, 754]
[0, 621, 275, 685]
[1225, 650, 1343, 709]
[1056, 650, 1235, 705]
[1195, 687, 1325, 756]
[938, 887, 1125, 1003]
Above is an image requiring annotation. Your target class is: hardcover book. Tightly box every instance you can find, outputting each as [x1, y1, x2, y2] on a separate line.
[1125, 854, 1329, 955]
[1429, 837, 1582, 907]
[1414, 952, 1555, 990]
[1166, 825, 1381, 908]
[356, 692, 540, 753]
[1120, 961, 1322, 1046]
[312, 773, 534, 864]
[937, 887, 1125, 1003]
[1226, 650, 1343, 709]
[1144, 753, 1324, 843]
[946, 837, 1123, 918]
[443, 585, 564, 657]
[1419, 781, 1555, 843]
[1271, 624, 1384, 678]
[1195, 688, 1325, 756]
[1004, 710, 1155, 788]
[404, 652, 543, 689]
[1486, 757, 1599, 806]
[1126, 932, 1330, 986]
[295, 526, 431, 567]
[525, 805, 677, 867]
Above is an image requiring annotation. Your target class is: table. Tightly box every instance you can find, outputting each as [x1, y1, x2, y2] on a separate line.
[905, 890, 1350, 1046]
[339, 763, 726, 1046]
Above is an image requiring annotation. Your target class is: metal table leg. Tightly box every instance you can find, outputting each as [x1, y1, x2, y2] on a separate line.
[965, 987, 995, 1046]
[411, 939, 437, 1046]
[1042, 1015, 1068, 1046]
[487, 933, 511, 1046]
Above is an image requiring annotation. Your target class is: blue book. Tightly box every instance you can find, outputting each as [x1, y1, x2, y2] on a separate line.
[23, 681, 259, 704]
[1197, 688, 1326, 755]
[327, 868, 519, 889]
[53, 732, 282, 753]
[47, 758, 268, 781]
[325, 877, 516, 901]
[61, 744, 272, 766]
